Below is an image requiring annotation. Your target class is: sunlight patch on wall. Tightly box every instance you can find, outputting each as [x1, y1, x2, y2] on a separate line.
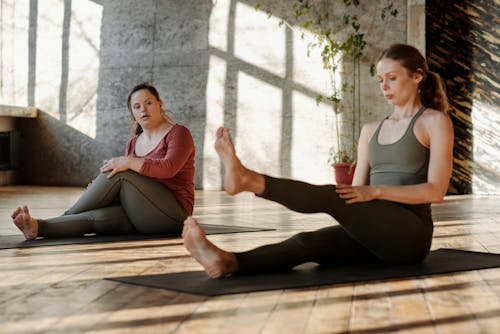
[203, 54, 227, 190]
[1, 0, 30, 104]
[291, 91, 336, 184]
[65, 0, 102, 139]
[34, 0, 63, 117]
[208, 0, 229, 52]
[25, 0, 102, 138]
[292, 29, 331, 97]
[236, 72, 282, 176]
[1, 0, 102, 139]
[234, 2, 285, 78]
[472, 101, 500, 194]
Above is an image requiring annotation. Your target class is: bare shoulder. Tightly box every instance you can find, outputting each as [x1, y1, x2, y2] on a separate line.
[363, 120, 383, 129]
[421, 108, 451, 122]
[421, 108, 453, 130]
[172, 124, 193, 137]
[360, 120, 382, 141]
[417, 109, 454, 148]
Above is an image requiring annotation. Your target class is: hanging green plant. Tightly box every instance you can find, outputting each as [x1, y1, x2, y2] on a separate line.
[256, 1, 398, 165]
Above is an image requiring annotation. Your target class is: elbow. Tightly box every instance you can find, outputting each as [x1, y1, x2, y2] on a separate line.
[155, 170, 176, 179]
[429, 184, 447, 204]
[141, 162, 177, 179]
[432, 195, 445, 204]
[157, 168, 176, 178]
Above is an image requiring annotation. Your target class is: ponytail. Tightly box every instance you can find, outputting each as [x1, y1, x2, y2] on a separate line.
[419, 70, 449, 113]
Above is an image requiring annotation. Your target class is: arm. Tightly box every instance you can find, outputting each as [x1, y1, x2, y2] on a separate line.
[337, 111, 454, 204]
[351, 123, 374, 186]
[101, 126, 195, 179]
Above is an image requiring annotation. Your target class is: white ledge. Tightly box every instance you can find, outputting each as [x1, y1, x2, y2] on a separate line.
[0, 104, 38, 118]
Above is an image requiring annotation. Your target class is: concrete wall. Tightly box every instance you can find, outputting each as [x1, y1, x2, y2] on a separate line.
[0, 0, 407, 189]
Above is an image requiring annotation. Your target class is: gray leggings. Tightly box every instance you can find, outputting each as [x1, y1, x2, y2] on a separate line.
[38, 171, 187, 237]
[234, 175, 434, 274]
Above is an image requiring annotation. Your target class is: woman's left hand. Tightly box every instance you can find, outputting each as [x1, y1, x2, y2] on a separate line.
[100, 156, 131, 179]
[336, 184, 376, 204]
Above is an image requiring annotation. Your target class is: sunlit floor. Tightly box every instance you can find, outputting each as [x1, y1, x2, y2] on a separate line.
[1, 186, 499, 333]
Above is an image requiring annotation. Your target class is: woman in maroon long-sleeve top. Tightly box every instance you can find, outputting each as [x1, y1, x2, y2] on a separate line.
[12, 82, 195, 240]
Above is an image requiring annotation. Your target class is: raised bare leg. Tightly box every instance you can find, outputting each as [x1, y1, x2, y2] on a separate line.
[182, 216, 238, 278]
[214, 127, 265, 195]
[11, 205, 39, 240]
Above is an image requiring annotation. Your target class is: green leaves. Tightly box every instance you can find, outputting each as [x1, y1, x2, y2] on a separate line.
[343, 14, 350, 25]
[328, 94, 342, 105]
[381, 1, 399, 20]
[343, 0, 360, 7]
[315, 95, 323, 106]
[328, 148, 355, 164]
[301, 20, 312, 29]
[254, 0, 398, 164]
[293, 0, 312, 20]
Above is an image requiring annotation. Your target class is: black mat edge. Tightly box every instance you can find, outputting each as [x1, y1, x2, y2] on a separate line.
[107, 249, 500, 296]
[0, 224, 274, 249]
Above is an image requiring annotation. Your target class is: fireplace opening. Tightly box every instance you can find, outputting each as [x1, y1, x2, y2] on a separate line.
[0, 132, 10, 170]
[0, 131, 19, 171]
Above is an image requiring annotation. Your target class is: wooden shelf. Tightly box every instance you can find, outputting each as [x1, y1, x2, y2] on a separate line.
[0, 104, 38, 118]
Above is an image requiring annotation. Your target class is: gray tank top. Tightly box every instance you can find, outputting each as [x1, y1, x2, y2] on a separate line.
[369, 106, 429, 186]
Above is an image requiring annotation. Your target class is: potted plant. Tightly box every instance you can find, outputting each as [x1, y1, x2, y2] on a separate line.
[257, 0, 398, 184]
[328, 146, 357, 184]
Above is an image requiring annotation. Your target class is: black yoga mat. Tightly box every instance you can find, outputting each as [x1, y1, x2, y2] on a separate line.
[109, 249, 500, 296]
[0, 224, 273, 249]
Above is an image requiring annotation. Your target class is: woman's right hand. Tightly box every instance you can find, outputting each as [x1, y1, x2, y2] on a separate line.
[336, 184, 377, 204]
[100, 156, 143, 178]
[100, 157, 130, 178]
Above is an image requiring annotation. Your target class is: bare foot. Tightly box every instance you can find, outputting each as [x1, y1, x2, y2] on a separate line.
[11, 205, 38, 240]
[214, 127, 251, 195]
[182, 216, 238, 278]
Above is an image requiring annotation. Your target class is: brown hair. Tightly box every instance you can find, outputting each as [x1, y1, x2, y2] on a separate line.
[127, 82, 172, 135]
[378, 44, 449, 113]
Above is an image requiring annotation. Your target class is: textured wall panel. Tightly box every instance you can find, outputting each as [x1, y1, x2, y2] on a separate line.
[426, 0, 499, 194]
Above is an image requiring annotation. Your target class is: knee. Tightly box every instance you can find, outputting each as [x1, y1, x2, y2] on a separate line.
[288, 231, 316, 248]
[112, 170, 137, 179]
[382, 246, 430, 264]
[103, 170, 142, 183]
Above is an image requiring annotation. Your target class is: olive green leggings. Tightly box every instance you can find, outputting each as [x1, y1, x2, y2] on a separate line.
[38, 171, 187, 238]
[234, 175, 433, 274]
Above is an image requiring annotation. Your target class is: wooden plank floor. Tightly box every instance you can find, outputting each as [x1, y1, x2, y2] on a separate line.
[1, 186, 499, 333]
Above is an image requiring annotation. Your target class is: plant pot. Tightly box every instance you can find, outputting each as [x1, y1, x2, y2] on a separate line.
[333, 163, 356, 185]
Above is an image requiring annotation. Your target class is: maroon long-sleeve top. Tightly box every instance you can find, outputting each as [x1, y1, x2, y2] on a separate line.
[126, 124, 195, 215]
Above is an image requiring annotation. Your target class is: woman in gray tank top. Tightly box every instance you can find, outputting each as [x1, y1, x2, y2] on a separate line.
[183, 44, 454, 278]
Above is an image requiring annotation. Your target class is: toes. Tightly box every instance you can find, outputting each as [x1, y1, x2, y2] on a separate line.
[223, 128, 235, 148]
[223, 128, 230, 140]
[185, 216, 199, 227]
[183, 217, 200, 239]
[11, 207, 21, 219]
[182, 217, 192, 237]
[207, 267, 223, 279]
